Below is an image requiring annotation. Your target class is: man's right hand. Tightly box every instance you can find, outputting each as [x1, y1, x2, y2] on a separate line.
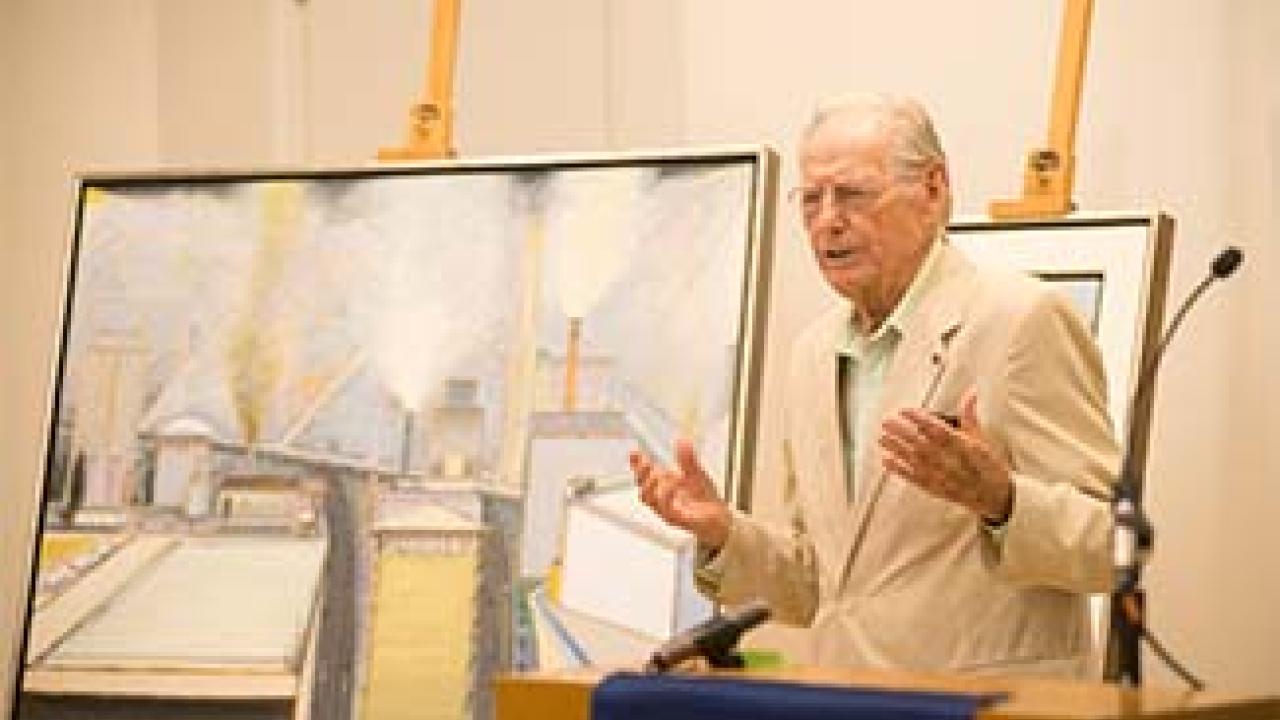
[630, 438, 731, 550]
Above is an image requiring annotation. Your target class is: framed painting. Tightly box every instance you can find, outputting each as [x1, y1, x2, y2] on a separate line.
[949, 212, 1172, 476]
[9, 147, 777, 719]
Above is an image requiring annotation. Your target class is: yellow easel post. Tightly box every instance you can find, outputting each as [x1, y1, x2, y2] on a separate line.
[378, 0, 462, 160]
[989, 0, 1094, 220]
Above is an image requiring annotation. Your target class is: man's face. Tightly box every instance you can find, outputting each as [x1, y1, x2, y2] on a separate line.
[796, 120, 948, 313]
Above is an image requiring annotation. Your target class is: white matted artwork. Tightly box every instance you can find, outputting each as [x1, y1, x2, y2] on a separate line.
[949, 213, 1172, 456]
[558, 485, 709, 649]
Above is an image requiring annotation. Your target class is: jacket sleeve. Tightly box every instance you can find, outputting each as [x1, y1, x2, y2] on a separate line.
[986, 289, 1119, 592]
[694, 439, 820, 626]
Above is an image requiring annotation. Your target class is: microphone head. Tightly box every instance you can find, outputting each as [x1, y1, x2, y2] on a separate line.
[1212, 246, 1243, 279]
[643, 600, 772, 673]
[729, 599, 772, 629]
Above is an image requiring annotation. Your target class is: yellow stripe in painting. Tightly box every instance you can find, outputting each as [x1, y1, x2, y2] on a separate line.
[363, 552, 476, 720]
[39, 534, 103, 567]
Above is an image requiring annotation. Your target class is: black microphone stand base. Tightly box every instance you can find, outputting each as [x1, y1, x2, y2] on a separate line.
[703, 647, 747, 670]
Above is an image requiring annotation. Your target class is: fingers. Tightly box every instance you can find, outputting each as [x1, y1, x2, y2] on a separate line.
[652, 475, 680, 514]
[675, 438, 705, 481]
[628, 449, 650, 479]
[878, 408, 995, 513]
[902, 408, 964, 445]
[958, 387, 981, 432]
[632, 452, 663, 508]
[879, 418, 960, 497]
[632, 448, 686, 525]
[629, 450, 655, 499]
[631, 440, 724, 538]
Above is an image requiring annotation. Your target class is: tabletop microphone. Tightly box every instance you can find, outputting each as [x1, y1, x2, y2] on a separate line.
[645, 600, 771, 673]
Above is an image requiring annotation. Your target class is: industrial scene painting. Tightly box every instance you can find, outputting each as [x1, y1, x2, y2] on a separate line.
[14, 151, 774, 720]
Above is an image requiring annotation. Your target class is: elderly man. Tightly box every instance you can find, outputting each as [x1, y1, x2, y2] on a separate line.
[631, 94, 1117, 677]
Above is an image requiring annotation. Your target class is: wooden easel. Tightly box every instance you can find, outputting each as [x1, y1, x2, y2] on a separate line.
[378, 0, 462, 160]
[989, 0, 1094, 219]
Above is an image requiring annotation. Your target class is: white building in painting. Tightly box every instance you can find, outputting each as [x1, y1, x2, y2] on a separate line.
[152, 414, 217, 517]
[73, 330, 148, 523]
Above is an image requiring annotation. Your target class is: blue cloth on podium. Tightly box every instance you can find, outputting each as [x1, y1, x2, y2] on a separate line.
[591, 672, 1003, 720]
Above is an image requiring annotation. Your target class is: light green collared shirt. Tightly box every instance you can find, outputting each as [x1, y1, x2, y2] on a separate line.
[837, 238, 947, 501]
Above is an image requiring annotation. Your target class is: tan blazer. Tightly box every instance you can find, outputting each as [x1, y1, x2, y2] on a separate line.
[707, 241, 1118, 677]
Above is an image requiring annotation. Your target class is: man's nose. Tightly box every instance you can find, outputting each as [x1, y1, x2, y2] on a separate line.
[810, 192, 845, 228]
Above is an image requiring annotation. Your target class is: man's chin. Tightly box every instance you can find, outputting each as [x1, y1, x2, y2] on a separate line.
[821, 269, 872, 303]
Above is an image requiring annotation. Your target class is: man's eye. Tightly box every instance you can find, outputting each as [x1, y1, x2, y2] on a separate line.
[833, 186, 869, 202]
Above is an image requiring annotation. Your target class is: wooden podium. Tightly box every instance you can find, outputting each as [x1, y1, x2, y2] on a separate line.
[496, 667, 1280, 720]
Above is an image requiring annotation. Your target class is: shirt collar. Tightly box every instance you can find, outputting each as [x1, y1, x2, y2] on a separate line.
[838, 235, 947, 358]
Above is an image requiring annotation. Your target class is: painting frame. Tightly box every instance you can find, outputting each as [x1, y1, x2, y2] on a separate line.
[7, 145, 778, 720]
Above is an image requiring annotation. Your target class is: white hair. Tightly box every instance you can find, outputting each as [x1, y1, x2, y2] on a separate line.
[802, 92, 948, 176]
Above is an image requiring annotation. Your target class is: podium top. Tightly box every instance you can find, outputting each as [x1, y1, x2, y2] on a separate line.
[495, 667, 1280, 720]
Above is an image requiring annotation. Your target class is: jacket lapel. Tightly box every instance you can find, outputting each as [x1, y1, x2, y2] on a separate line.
[836, 242, 977, 588]
[811, 305, 852, 509]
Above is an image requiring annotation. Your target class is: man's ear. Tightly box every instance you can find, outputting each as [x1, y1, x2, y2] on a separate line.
[924, 163, 950, 202]
[922, 163, 951, 224]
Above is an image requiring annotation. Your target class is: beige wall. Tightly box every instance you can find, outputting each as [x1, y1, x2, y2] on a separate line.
[0, 5, 20, 709]
[306, 0, 431, 162]
[1207, 0, 1280, 693]
[2, 0, 1278, 709]
[0, 0, 16, 378]
[458, 0, 609, 154]
[155, 1, 279, 165]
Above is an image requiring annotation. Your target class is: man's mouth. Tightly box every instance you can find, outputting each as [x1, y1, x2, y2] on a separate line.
[823, 247, 858, 265]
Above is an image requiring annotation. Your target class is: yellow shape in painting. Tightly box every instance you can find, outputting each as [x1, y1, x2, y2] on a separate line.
[226, 181, 303, 446]
[363, 553, 477, 720]
[39, 534, 104, 567]
[545, 558, 563, 603]
[82, 187, 108, 206]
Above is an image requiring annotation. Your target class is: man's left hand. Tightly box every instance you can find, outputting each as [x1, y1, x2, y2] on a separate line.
[878, 388, 1013, 523]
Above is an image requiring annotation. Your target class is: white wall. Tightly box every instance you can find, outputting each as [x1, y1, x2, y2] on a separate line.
[2, 0, 1277, 706]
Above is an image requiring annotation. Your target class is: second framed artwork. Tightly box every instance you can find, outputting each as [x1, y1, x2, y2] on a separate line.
[950, 212, 1172, 465]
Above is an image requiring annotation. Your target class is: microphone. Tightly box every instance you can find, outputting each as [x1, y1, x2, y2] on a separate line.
[1115, 245, 1244, 518]
[645, 600, 771, 673]
[1106, 245, 1242, 688]
[1212, 246, 1243, 278]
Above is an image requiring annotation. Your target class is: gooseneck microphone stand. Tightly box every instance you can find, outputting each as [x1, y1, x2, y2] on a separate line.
[1105, 246, 1242, 688]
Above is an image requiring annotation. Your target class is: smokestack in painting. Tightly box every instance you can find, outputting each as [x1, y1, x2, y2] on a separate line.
[564, 317, 582, 412]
